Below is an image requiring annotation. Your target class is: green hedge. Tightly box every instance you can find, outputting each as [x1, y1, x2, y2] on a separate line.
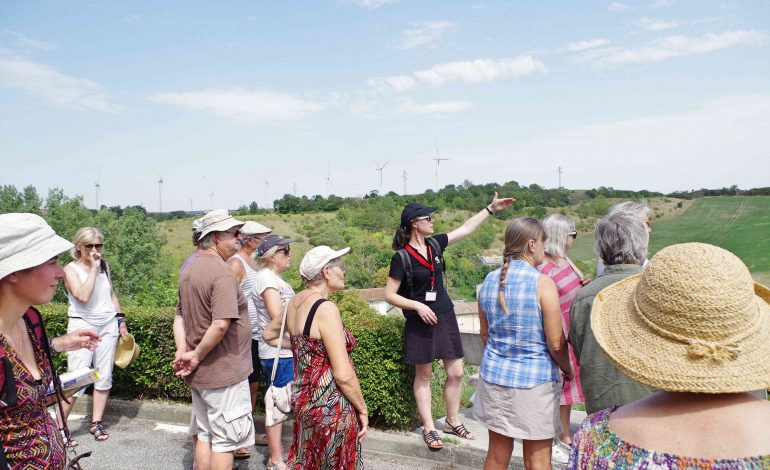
[39, 292, 417, 429]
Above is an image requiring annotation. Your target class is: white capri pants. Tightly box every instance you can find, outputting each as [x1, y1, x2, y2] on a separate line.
[66, 317, 120, 396]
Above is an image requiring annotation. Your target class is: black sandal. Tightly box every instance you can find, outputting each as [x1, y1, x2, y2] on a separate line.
[89, 421, 109, 441]
[443, 421, 475, 440]
[423, 429, 443, 450]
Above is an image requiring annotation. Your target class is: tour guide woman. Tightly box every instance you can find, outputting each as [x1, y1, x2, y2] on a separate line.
[0, 213, 100, 469]
[384, 193, 514, 450]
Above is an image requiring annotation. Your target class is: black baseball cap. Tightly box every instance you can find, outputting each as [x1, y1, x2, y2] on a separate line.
[400, 203, 437, 228]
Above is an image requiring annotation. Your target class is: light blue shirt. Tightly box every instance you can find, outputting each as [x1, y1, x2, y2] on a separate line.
[478, 260, 560, 388]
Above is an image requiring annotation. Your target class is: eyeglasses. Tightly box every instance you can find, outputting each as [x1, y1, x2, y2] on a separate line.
[326, 262, 345, 273]
[413, 215, 433, 223]
[224, 229, 241, 237]
[82, 243, 104, 250]
[568, 231, 577, 239]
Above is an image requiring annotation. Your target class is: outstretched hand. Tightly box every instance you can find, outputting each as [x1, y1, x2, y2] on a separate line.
[54, 329, 101, 353]
[489, 191, 515, 213]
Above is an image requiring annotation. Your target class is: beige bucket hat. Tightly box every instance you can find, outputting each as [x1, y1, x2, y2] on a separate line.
[114, 333, 140, 369]
[591, 242, 770, 393]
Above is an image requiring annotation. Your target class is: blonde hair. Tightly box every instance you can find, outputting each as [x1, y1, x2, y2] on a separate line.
[70, 227, 104, 259]
[498, 217, 545, 313]
[542, 214, 575, 258]
[255, 245, 279, 269]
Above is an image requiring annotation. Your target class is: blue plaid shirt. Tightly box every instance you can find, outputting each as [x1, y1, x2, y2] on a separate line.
[478, 260, 560, 388]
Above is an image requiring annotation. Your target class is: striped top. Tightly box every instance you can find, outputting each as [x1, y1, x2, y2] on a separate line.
[478, 260, 560, 388]
[536, 259, 581, 334]
[230, 254, 260, 340]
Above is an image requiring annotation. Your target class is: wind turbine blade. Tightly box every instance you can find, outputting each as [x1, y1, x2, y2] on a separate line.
[383, 160, 389, 169]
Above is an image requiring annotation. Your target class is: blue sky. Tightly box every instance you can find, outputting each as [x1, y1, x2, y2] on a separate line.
[1, 0, 768, 211]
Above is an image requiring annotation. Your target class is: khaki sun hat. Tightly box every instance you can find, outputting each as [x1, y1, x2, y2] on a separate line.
[114, 333, 140, 369]
[299, 245, 350, 281]
[198, 209, 244, 240]
[591, 242, 770, 394]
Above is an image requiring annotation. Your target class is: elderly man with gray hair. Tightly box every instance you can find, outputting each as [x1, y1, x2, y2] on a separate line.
[596, 200, 652, 276]
[569, 212, 655, 414]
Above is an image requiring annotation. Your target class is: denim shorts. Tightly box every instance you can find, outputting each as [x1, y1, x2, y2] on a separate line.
[260, 357, 294, 388]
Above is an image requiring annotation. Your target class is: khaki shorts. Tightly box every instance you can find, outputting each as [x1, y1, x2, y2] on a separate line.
[191, 379, 254, 452]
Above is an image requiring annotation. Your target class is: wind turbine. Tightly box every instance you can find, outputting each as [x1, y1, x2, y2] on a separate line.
[432, 142, 450, 191]
[375, 160, 389, 194]
[93, 182, 101, 210]
[209, 191, 214, 209]
[402, 170, 408, 195]
[558, 166, 564, 189]
[157, 176, 164, 213]
[323, 164, 333, 197]
[262, 180, 269, 209]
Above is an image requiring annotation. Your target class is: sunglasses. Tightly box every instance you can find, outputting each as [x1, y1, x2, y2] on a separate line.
[568, 231, 578, 239]
[278, 246, 291, 255]
[82, 243, 104, 250]
[224, 229, 241, 237]
[413, 215, 433, 223]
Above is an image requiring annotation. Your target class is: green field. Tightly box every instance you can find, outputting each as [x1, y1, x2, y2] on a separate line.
[569, 196, 770, 285]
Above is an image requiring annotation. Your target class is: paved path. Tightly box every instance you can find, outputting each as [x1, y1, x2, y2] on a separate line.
[69, 397, 587, 469]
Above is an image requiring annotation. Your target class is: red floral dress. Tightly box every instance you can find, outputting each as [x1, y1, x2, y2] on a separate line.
[287, 327, 362, 470]
[0, 319, 66, 469]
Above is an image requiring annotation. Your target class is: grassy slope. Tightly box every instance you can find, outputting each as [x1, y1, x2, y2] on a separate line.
[569, 196, 770, 284]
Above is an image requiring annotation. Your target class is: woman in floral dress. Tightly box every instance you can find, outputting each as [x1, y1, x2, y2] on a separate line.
[263, 246, 367, 470]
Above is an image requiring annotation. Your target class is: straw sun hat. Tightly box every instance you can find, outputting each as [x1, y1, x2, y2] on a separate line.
[591, 242, 770, 394]
[114, 333, 140, 369]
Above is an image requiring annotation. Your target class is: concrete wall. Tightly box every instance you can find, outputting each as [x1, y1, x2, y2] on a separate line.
[460, 332, 483, 366]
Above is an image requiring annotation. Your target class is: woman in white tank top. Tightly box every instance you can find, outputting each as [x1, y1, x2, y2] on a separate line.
[60, 227, 127, 444]
[226, 220, 272, 458]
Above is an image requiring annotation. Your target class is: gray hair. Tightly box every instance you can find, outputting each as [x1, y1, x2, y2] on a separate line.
[608, 200, 652, 218]
[542, 214, 575, 258]
[197, 232, 216, 250]
[594, 212, 649, 266]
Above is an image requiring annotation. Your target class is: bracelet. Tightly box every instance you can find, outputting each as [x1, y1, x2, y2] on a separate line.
[49, 338, 58, 354]
[484, 206, 494, 215]
[117, 318, 126, 326]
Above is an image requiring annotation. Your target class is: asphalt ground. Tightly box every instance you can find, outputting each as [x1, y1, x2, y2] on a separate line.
[68, 397, 586, 469]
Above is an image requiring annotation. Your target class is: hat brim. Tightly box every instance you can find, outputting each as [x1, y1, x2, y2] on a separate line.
[591, 275, 770, 393]
[198, 219, 244, 240]
[0, 235, 73, 279]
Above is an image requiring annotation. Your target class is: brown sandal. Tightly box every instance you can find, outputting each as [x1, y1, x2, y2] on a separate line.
[423, 430, 443, 450]
[89, 421, 109, 441]
[443, 421, 475, 440]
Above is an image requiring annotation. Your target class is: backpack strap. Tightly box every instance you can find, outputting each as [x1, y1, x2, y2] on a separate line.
[397, 249, 414, 300]
[426, 237, 445, 274]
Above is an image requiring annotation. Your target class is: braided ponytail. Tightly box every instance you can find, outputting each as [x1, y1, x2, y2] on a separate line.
[497, 217, 546, 314]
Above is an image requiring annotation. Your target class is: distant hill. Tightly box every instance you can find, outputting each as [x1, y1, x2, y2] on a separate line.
[569, 196, 770, 285]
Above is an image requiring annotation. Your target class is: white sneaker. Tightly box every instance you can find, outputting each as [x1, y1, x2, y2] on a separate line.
[551, 441, 570, 465]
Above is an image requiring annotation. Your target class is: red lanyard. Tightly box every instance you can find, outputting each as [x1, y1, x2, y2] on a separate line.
[404, 243, 435, 291]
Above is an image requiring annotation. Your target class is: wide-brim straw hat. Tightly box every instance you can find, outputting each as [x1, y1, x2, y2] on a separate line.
[114, 333, 140, 369]
[592, 242, 770, 394]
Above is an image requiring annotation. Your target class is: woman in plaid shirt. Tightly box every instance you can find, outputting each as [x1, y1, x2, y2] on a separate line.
[475, 217, 573, 470]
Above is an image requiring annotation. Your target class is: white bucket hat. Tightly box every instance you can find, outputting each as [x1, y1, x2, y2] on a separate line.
[299, 245, 350, 280]
[0, 213, 74, 279]
[240, 221, 272, 236]
[197, 209, 244, 240]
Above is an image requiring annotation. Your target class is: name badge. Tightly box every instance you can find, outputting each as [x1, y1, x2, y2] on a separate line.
[425, 291, 437, 302]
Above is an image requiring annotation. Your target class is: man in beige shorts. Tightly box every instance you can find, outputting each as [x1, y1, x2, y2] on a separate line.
[173, 209, 255, 470]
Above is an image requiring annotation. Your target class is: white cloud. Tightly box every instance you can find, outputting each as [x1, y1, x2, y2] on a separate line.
[399, 21, 456, 50]
[638, 17, 679, 31]
[0, 53, 118, 112]
[366, 75, 417, 93]
[580, 30, 767, 67]
[339, 0, 395, 9]
[413, 56, 547, 86]
[395, 99, 473, 117]
[609, 2, 634, 12]
[565, 38, 611, 52]
[0, 30, 57, 51]
[464, 95, 770, 193]
[150, 89, 324, 124]
[652, 0, 674, 8]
